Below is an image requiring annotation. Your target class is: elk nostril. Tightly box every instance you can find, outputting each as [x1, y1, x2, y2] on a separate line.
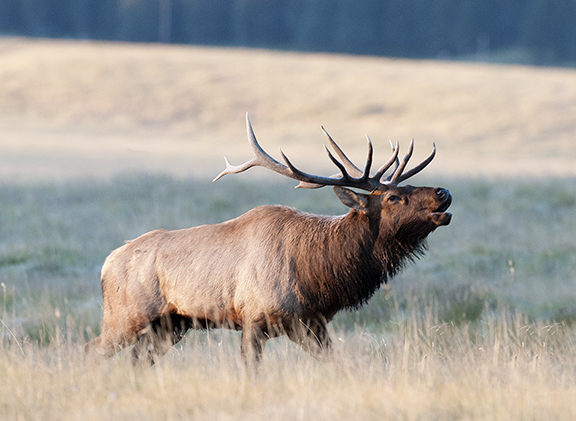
[435, 188, 446, 199]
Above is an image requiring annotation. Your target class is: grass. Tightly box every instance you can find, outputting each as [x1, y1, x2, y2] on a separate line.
[1, 174, 576, 418]
[1, 38, 576, 419]
[3, 295, 576, 420]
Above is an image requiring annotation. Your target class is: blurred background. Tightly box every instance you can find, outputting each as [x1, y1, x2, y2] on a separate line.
[1, 0, 575, 66]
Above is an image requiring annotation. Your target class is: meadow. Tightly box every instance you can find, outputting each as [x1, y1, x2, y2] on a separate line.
[1, 38, 576, 419]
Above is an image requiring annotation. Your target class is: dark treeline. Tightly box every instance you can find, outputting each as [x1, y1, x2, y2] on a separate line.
[1, 0, 575, 64]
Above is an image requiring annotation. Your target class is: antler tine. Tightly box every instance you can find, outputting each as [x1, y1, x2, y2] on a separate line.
[372, 140, 400, 183]
[362, 135, 374, 183]
[212, 155, 249, 182]
[321, 126, 363, 177]
[278, 149, 343, 189]
[396, 143, 436, 183]
[213, 113, 293, 182]
[323, 145, 352, 180]
[296, 134, 374, 189]
[388, 138, 415, 184]
[291, 145, 351, 189]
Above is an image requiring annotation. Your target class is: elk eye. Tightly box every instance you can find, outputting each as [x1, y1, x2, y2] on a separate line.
[388, 195, 401, 203]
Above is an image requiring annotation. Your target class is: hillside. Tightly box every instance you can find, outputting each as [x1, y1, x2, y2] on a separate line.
[1, 37, 576, 181]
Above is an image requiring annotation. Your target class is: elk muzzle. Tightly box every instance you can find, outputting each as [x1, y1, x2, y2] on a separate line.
[430, 188, 452, 226]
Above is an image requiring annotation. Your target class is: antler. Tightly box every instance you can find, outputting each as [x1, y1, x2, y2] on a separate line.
[213, 113, 435, 191]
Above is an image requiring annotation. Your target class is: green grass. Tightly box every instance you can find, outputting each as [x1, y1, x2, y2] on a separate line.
[3, 174, 576, 337]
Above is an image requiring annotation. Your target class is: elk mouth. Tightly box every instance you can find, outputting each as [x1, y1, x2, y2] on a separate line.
[430, 190, 452, 226]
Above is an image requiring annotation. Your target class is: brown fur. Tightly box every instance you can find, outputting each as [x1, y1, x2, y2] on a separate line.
[84, 184, 451, 366]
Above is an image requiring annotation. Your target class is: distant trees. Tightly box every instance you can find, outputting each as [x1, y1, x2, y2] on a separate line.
[1, 0, 575, 64]
[520, 0, 576, 62]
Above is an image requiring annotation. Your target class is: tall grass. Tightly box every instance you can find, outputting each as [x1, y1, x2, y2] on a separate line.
[2, 300, 576, 420]
[2, 174, 576, 419]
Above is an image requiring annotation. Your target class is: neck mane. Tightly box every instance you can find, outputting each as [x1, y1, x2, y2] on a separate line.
[292, 209, 427, 316]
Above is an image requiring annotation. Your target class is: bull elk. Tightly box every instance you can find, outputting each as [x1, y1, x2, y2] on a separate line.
[85, 114, 452, 366]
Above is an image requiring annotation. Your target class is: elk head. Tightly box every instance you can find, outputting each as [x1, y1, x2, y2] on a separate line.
[214, 114, 452, 248]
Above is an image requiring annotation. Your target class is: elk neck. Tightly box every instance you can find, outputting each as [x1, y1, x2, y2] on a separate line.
[288, 208, 386, 315]
[298, 205, 430, 315]
[372, 210, 431, 282]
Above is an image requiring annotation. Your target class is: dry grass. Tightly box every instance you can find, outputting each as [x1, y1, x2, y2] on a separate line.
[3, 303, 576, 420]
[1, 37, 576, 419]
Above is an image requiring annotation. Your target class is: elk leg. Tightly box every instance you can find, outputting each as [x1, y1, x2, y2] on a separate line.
[287, 318, 332, 359]
[84, 334, 124, 360]
[131, 314, 192, 367]
[84, 324, 141, 361]
[241, 324, 268, 367]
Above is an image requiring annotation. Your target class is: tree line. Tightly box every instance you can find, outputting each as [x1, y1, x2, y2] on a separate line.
[1, 0, 575, 64]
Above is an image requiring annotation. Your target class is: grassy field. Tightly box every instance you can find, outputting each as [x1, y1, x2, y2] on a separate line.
[1, 38, 576, 419]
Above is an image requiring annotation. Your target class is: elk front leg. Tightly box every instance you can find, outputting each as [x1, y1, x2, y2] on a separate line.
[286, 318, 332, 359]
[241, 324, 268, 367]
[131, 315, 191, 367]
[84, 319, 143, 361]
[84, 332, 131, 361]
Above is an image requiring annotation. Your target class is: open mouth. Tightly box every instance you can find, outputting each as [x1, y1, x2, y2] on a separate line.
[430, 194, 452, 226]
[434, 195, 452, 213]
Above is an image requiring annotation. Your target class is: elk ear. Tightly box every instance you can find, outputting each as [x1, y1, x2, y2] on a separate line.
[334, 186, 369, 211]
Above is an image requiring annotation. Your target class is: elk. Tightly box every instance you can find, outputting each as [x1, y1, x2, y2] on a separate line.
[84, 114, 452, 366]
